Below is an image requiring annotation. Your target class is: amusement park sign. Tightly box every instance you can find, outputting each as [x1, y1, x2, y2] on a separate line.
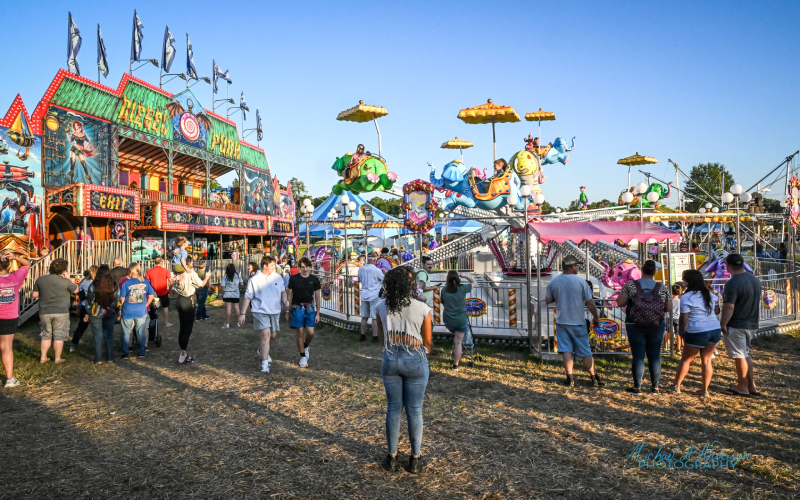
[158, 203, 269, 235]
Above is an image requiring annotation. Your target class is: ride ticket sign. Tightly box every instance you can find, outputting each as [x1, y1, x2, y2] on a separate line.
[82, 184, 140, 220]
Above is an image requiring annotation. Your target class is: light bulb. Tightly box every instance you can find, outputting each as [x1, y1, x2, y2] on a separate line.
[341, 194, 350, 204]
[721, 192, 734, 204]
[303, 198, 312, 206]
[699, 207, 706, 214]
[780, 201, 788, 208]
[711, 207, 719, 213]
[556, 208, 562, 213]
[730, 184, 743, 195]
[621, 192, 634, 204]
[348, 201, 357, 211]
[740, 192, 752, 203]
[519, 185, 532, 197]
[646, 192, 659, 203]
[636, 182, 648, 194]
[533, 193, 546, 205]
[507, 194, 519, 207]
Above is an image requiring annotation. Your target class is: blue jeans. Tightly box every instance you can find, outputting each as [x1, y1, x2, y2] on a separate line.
[381, 346, 430, 456]
[90, 314, 116, 362]
[195, 287, 209, 320]
[121, 316, 149, 356]
[626, 322, 665, 388]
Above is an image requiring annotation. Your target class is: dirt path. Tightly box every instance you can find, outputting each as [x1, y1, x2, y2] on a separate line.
[1, 302, 798, 499]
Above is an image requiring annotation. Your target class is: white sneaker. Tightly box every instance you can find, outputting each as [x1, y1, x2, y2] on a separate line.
[256, 349, 272, 364]
[4, 377, 20, 388]
[222, 323, 230, 329]
[299, 356, 308, 368]
[304, 347, 310, 360]
[261, 360, 270, 373]
[165, 322, 174, 327]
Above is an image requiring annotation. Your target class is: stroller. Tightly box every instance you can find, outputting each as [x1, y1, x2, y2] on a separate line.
[130, 297, 163, 348]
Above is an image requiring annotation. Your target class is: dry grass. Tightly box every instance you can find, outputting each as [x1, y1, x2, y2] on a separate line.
[1, 301, 799, 499]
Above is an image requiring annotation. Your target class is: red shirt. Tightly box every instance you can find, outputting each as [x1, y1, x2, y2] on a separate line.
[145, 266, 172, 296]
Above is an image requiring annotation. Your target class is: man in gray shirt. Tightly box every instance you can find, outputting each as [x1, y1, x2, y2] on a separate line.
[32, 258, 78, 363]
[720, 253, 761, 396]
[545, 255, 603, 387]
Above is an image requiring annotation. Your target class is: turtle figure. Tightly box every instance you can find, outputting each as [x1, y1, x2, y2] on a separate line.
[331, 147, 398, 195]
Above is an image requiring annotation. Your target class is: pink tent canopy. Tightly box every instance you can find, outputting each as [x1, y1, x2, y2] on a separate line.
[527, 221, 680, 244]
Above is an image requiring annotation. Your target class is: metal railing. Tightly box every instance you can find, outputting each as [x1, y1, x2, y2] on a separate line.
[133, 187, 241, 212]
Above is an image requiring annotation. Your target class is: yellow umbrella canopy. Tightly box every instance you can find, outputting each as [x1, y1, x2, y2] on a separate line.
[617, 152, 658, 189]
[457, 99, 520, 160]
[441, 136, 473, 162]
[524, 108, 556, 150]
[336, 100, 388, 122]
[524, 108, 555, 122]
[336, 100, 388, 157]
[440, 136, 474, 149]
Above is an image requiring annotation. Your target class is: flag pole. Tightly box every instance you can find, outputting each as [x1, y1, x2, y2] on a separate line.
[226, 83, 230, 116]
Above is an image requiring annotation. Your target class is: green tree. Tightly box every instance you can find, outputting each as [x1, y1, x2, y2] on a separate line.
[209, 178, 222, 189]
[684, 162, 735, 212]
[231, 178, 240, 188]
[288, 177, 309, 203]
[368, 196, 403, 217]
[566, 199, 610, 212]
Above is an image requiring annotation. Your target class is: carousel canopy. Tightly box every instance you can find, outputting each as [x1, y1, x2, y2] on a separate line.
[297, 192, 402, 238]
[527, 221, 680, 244]
[336, 100, 388, 122]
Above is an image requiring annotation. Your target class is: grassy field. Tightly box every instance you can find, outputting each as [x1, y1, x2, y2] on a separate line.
[1, 299, 798, 499]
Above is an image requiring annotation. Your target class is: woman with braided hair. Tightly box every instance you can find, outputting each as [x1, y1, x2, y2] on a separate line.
[375, 266, 432, 474]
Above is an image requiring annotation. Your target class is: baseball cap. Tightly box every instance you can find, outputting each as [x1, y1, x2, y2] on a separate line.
[562, 255, 579, 267]
[725, 253, 744, 267]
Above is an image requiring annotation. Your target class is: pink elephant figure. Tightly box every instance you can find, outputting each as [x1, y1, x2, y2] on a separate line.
[600, 260, 643, 303]
[705, 259, 753, 294]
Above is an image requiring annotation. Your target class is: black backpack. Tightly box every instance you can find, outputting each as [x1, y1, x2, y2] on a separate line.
[627, 281, 665, 327]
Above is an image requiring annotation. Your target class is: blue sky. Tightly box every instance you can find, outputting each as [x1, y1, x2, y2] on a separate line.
[2, 1, 799, 207]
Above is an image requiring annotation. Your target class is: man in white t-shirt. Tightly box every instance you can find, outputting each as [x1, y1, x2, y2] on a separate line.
[239, 256, 289, 374]
[357, 253, 385, 343]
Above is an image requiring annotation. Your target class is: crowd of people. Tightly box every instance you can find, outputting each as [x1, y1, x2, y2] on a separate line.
[545, 253, 761, 397]
[0, 247, 768, 475]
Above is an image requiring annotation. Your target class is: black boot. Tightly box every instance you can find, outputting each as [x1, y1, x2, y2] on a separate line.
[380, 454, 398, 472]
[593, 374, 605, 388]
[68, 157, 76, 183]
[80, 159, 91, 183]
[407, 456, 424, 474]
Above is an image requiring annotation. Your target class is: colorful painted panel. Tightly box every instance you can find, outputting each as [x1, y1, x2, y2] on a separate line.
[82, 184, 139, 220]
[42, 106, 114, 187]
[159, 202, 268, 234]
[402, 179, 436, 233]
[113, 81, 172, 139]
[0, 106, 45, 255]
[165, 90, 213, 150]
[242, 165, 273, 215]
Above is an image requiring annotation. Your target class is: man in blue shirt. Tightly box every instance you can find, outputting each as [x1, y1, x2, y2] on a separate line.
[119, 263, 156, 359]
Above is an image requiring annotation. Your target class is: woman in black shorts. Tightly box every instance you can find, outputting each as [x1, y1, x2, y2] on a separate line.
[221, 263, 243, 328]
[0, 252, 31, 388]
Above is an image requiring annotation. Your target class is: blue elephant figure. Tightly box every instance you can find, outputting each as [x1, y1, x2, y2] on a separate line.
[541, 136, 576, 166]
[429, 160, 525, 211]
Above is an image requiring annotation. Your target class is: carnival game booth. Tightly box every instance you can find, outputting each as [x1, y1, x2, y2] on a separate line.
[527, 221, 681, 358]
[2, 70, 296, 321]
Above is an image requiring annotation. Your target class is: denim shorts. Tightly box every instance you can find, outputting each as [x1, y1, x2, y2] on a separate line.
[556, 323, 592, 358]
[290, 305, 317, 328]
[683, 328, 721, 349]
[445, 323, 469, 334]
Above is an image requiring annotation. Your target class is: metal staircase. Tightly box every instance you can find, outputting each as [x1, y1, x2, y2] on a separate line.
[406, 221, 509, 268]
[549, 241, 606, 280]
